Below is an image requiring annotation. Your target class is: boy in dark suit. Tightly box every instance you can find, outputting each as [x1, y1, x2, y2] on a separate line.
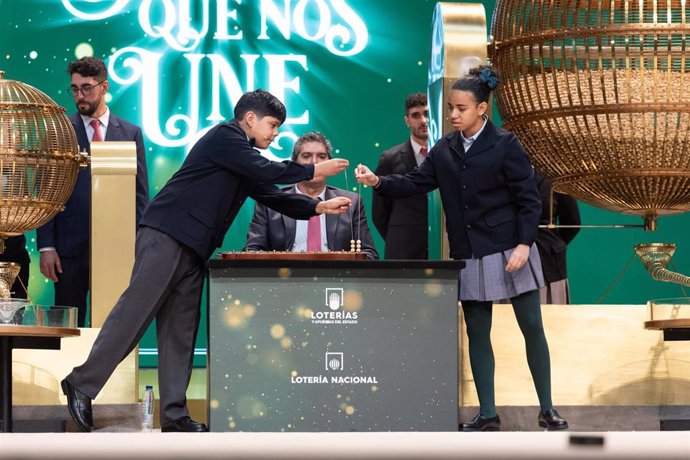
[61, 90, 351, 433]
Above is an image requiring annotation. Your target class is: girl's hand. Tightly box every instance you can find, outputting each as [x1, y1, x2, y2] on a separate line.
[354, 164, 380, 187]
[505, 244, 530, 272]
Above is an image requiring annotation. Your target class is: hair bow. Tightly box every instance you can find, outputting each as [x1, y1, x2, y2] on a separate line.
[479, 67, 499, 89]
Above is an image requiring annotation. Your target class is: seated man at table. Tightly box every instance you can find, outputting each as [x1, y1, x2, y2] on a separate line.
[244, 131, 378, 259]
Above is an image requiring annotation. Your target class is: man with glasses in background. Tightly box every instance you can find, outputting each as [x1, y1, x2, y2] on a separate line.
[36, 56, 149, 327]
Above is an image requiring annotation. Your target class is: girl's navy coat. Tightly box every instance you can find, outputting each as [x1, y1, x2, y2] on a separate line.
[376, 119, 541, 260]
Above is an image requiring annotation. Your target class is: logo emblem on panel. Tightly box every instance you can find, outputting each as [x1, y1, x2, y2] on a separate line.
[311, 287, 358, 325]
[325, 352, 344, 370]
[325, 288, 343, 310]
[289, 351, 379, 385]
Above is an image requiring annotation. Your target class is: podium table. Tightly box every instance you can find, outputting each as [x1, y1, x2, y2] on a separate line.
[207, 258, 463, 432]
[0, 325, 80, 432]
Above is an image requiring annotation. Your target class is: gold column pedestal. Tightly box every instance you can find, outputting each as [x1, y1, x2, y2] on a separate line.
[90, 140, 139, 403]
[90, 141, 137, 327]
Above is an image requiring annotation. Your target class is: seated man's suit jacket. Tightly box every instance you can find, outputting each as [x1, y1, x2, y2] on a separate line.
[244, 185, 378, 260]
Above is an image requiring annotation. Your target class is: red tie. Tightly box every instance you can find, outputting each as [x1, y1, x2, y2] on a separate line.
[90, 119, 102, 142]
[420, 147, 428, 157]
[307, 215, 321, 251]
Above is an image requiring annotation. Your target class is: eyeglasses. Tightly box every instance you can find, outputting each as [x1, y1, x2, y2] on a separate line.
[67, 81, 105, 96]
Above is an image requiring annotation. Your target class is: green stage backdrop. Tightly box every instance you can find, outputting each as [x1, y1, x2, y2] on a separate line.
[1, 0, 688, 366]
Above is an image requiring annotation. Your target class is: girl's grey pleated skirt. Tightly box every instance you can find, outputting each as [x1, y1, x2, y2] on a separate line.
[459, 243, 545, 302]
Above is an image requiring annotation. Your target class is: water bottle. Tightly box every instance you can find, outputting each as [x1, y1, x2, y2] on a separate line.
[141, 385, 154, 432]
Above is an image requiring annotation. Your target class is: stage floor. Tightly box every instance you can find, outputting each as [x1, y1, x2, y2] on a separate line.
[0, 431, 688, 459]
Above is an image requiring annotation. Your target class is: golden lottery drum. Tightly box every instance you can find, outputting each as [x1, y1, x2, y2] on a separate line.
[0, 71, 83, 240]
[491, 1, 690, 227]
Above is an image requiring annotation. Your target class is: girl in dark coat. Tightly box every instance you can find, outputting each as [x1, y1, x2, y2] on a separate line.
[356, 66, 568, 431]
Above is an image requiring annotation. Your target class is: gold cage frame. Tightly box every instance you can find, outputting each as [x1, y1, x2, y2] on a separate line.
[0, 71, 83, 246]
[491, 1, 690, 229]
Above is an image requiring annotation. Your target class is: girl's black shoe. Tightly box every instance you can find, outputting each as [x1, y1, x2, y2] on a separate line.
[538, 408, 569, 430]
[460, 413, 501, 431]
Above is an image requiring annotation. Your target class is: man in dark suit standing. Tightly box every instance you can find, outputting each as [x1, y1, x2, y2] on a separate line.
[372, 93, 429, 259]
[244, 132, 378, 260]
[534, 171, 581, 304]
[36, 57, 149, 327]
[60, 90, 351, 433]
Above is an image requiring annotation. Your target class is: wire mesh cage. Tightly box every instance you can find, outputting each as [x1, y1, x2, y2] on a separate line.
[0, 70, 83, 243]
[491, 0, 690, 228]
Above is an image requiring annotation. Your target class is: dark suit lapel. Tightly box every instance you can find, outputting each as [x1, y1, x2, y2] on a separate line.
[324, 187, 340, 249]
[70, 114, 90, 152]
[463, 119, 498, 160]
[282, 185, 298, 250]
[283, 215, 296, 250]
[401, 140, 417, 171]
[104, 114, 122, 141]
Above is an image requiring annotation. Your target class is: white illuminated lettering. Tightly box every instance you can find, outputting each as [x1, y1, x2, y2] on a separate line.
[63, 0, 369, 155]
[161, 53, 203, 145]
[264, 131, 299, 161]
[61, 0, 130, 20]
[138, 0, 176, 44]
[293, 0, 331, 41]
[327, 0, 368, 56]
[65, 0, 369, 56]
[207, 54, 259, 122]
[178, 0, 210, 48]
[214, 0, 243, 40]
[109, 47, 201, 147]
[138, 0, 208, 52]
[264, 54, 309, 124]
[259, 0, 291, 40]
[258, 0, 368, 56]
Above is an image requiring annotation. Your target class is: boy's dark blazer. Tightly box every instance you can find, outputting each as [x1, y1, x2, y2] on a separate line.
[141, 120, 320, 261]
